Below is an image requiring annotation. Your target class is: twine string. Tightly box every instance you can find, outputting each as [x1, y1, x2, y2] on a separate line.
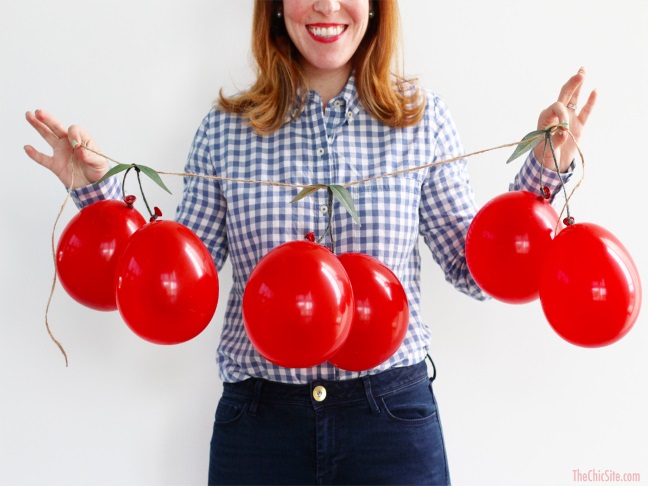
[46, 156, 76, 367]
[80, 132, 559, 189]
[556, 130, 586, 228]
[343, 138, 540, 188]
[80, 128, 582, 205]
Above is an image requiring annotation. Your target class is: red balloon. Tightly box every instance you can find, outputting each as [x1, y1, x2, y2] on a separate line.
[465, 191, 559, 304]
[242, 240, 354, 368]
[329, 253, 409, 372]
[56, 199, 146, 311]
[115, 220, 219, 344]
[539, 222, 641, 347]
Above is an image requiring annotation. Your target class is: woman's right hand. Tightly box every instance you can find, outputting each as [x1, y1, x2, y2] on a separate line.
[24, 110, 110, 189]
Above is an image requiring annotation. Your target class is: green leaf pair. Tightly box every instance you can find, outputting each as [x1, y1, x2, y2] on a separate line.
[96, 163, 172, 194]
[291, 184, 361, 226]
[506, 123, 569, 164]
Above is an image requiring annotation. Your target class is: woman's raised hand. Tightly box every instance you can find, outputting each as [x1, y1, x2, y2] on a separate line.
[24, 110, 109, 189]
[533, 68, 597, 172]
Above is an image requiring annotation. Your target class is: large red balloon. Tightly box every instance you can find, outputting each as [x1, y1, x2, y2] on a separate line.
[115, 220, 219, 344]
[465, 191, 559, 304]
[329, 253, 409, 372]
[56, 199, 146, 311]
[539, 222, 641, 347]
[242, 240, 354, 368]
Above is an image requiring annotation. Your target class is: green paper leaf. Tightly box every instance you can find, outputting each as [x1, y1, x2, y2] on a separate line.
[329, 184, 361, 226]
[290, 184, 327, 203]
[136, 164, 172, 194]
[95, 163, 134, 185]
[506, 129, 545, 164]
[506, 123, 569, 165]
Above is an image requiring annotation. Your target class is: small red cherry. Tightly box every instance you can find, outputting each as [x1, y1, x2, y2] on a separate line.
[563, 216, 575, 226]
[541, 186, 551, 200]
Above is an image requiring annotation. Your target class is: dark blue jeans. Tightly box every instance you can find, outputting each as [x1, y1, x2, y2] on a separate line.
[208, 361, 450, 485]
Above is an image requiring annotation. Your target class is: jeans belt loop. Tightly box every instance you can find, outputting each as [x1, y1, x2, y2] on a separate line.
[426, 354, 437, 383]
[248, 379, 263, 417]
[362, 376, 380, 415]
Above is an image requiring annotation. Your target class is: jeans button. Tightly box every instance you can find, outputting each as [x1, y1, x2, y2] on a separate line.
[312, 385, 327, 402]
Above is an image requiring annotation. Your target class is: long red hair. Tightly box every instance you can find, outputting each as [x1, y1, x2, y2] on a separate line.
[218, 0, 424, 134]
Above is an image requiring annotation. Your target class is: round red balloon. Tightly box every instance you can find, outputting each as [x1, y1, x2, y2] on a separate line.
[242, 240, 354, 368]
[115, 220, 219, 344]
[465, 190, 559, 304]
[329, 253, 409, 372]
[56, 199, 146, 311]
[539, 222, 641, 347]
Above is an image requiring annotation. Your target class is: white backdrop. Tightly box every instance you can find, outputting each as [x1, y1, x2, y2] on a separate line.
[2, 1, 646, 485]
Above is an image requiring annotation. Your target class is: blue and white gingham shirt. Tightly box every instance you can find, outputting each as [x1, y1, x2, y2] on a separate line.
[74, 74, 568, 384]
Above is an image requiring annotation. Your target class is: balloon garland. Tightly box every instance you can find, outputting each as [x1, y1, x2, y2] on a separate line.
[44, 124, 641, 366]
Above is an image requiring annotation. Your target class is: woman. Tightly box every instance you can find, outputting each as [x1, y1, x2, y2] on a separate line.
[25, 1, 596, 484]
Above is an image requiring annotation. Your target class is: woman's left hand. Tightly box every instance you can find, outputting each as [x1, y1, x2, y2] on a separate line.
[533, 67, 597, 172]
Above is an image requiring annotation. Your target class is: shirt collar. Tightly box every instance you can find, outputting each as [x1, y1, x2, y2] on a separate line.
[331, 72, 359, 111]
[289, 73, 361, 122]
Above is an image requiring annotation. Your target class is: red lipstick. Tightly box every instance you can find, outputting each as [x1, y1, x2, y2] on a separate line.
[306, 23, 347, 43]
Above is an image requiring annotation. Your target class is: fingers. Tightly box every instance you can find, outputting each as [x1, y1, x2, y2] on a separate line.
[558, 67, 586, 107]
[66, 124, 106, 168]
[553, 101, 570, 126]
[577, 89, 597, 127]
[538, 101, 570, 129]
[25, 110, 64, 148]
[36, 109, 68, 139]
[554, 67, 597, 132]
[23, 144, 55, 170]
[67, 124, 88, 148]
[26, 110, 92, 150]
[534, 67, 596, 172]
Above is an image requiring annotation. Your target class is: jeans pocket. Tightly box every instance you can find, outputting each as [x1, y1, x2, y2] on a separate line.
[380, 379, 438, 425]
[214, 395, 248, 425]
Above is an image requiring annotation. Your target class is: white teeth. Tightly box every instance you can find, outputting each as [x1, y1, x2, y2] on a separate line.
[308, 25, 345, 38]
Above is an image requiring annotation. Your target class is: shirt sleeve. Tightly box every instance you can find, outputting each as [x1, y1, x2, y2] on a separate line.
[69, 176, 123, 208]
[510, 150, 574, 198]
[419, 95, 576, 301]
[418, 94, 488, 300]
[174, 110, 229, 272]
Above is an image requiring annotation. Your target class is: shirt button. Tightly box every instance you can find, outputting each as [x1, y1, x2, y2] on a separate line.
[317, 147, 325, 156]
[333, 100, 342, 107]
[320, 205, 328, 214]
[313, 385, 327, 402]
[345, 111, 353, 120]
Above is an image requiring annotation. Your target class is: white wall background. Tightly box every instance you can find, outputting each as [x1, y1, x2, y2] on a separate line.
[1, 1, 646, 485]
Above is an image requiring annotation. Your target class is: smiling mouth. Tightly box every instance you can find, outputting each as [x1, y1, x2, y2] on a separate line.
[306, 24, 347, 40]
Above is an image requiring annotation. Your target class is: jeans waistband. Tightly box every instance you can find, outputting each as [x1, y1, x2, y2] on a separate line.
[223, 361, 430, 410]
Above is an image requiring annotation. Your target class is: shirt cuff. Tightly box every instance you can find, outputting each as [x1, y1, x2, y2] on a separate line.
[70, 176, 123, 209]
[509, 150, 575, 200]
